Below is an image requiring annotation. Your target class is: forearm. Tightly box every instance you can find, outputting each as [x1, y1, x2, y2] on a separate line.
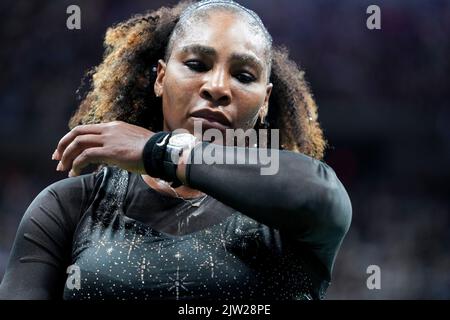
[178, 143, 352, 237]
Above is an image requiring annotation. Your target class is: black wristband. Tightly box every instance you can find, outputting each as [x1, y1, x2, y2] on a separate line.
[142, 131, 184, 187]
[142, 131, 171, 179]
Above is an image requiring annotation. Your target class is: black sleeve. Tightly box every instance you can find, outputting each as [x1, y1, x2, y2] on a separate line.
[185, 143, 352, 274]
[0, 173, 98, 299]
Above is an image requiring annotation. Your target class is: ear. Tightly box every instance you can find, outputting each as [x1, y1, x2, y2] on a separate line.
[154, 59, 167, 97]
[259, 83, 273, 120]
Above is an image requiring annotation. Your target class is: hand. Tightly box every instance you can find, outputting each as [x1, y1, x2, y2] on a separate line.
[52, 121, 154, 177]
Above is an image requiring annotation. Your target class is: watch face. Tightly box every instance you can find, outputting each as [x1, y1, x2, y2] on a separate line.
[169, 133, 197, 147]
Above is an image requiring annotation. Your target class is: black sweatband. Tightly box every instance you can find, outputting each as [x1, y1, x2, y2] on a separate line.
[142, 131, 171, 179]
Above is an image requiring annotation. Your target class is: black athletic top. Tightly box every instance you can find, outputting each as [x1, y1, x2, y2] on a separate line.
[0, 144, 352, 300]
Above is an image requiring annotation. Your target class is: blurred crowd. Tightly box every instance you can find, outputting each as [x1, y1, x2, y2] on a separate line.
[0, 0, 449, 299]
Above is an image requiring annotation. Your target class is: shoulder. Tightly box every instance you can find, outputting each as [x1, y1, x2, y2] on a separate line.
[0, 169, 110, 299]
[47, 170, 101, 199]
[45, 168, 104, 203]
[27, 168, 108, 227]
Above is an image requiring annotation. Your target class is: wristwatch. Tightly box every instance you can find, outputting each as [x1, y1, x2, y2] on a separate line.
[163, 133, 198, 187]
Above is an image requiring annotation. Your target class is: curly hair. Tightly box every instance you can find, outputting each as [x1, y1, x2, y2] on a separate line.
[69, 0, 326, 159]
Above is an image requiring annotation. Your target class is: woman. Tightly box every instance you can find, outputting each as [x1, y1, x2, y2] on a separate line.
[0, 0, 351, 300]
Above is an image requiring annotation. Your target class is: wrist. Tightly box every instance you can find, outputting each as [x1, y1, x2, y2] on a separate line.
[142, 131, 201, 187]
[164, 133, 199, 187]
[176, 139, 201, 186]
[142, 131, 171, 178]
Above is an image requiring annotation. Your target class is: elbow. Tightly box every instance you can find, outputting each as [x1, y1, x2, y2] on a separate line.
[286, 179, 352, 238]
[272, 158, 353, 237]
[290, 163, 352, 237]
[317, 179, 352, 238]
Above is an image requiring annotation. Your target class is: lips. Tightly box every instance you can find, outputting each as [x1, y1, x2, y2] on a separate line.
[190, 108, 232, 129]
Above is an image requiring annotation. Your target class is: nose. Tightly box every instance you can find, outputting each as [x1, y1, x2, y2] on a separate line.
[200, 67, 231, 106]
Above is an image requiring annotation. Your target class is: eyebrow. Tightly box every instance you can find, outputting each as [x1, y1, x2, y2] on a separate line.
[180, 44, 264, 73]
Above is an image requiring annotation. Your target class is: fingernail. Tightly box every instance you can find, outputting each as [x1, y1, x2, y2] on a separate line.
[68, 170, 74, 177]
[56, 162, 63, 171]
[51, 151, 57, 160]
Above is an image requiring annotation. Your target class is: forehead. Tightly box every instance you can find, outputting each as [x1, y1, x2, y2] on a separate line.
[173, 10, 268, 63]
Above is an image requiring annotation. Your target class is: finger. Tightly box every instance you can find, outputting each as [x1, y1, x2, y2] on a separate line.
[53, 124, 106, 161]
[69, 147, 106, 177]
[57, 134, 103, 171]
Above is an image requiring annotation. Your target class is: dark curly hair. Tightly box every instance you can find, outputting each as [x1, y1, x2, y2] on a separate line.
[69, 0, 326, 159]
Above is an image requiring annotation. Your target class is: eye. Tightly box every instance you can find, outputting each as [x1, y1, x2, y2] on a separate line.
[185, 60, 208, 72]
[235, 72, 256, 84]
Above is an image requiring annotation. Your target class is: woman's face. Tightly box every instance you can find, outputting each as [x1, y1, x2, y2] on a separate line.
[154, 10, 272, 137]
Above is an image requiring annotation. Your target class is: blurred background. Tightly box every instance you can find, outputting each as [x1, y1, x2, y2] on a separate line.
[0, 0, 449, 299]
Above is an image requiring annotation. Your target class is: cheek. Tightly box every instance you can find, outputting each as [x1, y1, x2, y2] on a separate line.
[233, 88, 267, 128]
[163, 76, 188, 110]
[161, 69, 198, 129]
